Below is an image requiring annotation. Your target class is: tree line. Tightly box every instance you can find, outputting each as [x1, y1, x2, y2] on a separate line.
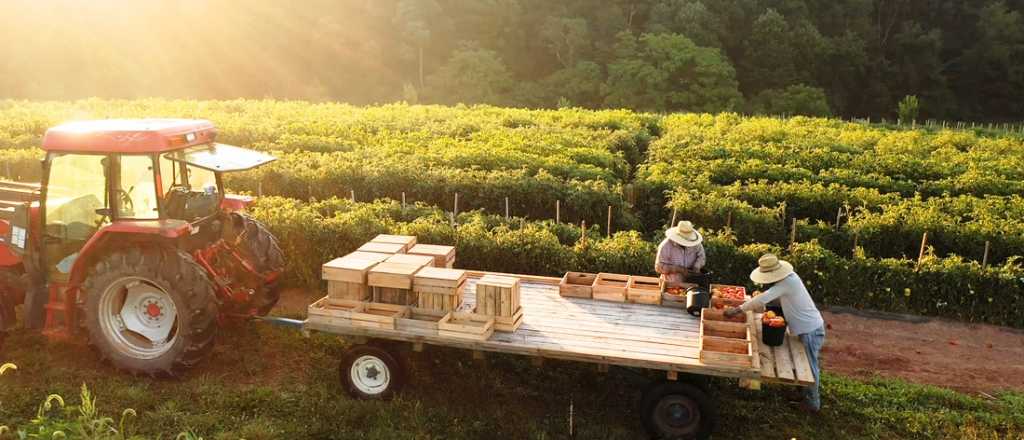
[1, 0, 1022, 121]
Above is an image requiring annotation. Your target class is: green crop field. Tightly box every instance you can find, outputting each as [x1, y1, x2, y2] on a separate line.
[1, 100, 1024, 438]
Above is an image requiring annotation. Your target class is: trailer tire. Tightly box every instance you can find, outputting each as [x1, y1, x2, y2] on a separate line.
[340, 345, 404, 400]
[640, 381, 716, 440]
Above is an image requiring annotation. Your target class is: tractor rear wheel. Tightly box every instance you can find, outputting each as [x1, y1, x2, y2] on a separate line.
[228, 212, 284, 315]
[83, 246, 218, 376]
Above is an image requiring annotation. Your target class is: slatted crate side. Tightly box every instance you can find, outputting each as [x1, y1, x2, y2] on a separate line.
[559, 272, 596, 298]
[699, 316, 754, 367]
[438, 312, 494, 341]
[396, 309, 450, 335]
[327, 280, 370, 301]
[416, 282, 465, 312]
[701, 307, 748, 323]
[592, 273, 629, 302]
[626, 275, 662, 305]
[350, 302, 411, 330]
[493, 307, 524, 332]
[373, 287, 416, 305]
[308, 297, 366, 326]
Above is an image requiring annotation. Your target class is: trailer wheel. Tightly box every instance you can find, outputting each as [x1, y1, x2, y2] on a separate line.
[640, 381, 715, 440]
[340, 345, 404, 400]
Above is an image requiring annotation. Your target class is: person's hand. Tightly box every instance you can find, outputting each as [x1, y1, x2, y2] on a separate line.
[724, 306, 743, 318]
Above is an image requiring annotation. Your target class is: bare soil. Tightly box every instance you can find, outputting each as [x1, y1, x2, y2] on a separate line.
[821, 309, 1024, 395]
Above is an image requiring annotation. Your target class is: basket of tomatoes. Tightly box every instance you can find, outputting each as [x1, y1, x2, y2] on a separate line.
[761, 311, 787, 346]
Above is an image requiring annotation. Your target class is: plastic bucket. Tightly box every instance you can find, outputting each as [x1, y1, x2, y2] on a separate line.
[762, 322, 786, 346]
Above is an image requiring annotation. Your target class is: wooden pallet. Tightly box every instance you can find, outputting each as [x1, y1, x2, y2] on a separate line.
[592, 273, 629, 302]
[559, 272, 596, 298]
[408, 244, 456, 268]
[626, 275, 662, 305]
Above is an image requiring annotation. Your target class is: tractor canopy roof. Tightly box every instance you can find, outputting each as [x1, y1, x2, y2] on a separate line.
[42, 119, 217, 153]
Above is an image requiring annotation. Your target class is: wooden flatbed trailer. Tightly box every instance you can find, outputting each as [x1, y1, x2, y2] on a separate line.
[295, 271, 815, 440]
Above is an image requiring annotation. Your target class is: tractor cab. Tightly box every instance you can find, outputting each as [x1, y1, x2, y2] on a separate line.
[37, 120, 273, 277]
[1, 119, 284, 375]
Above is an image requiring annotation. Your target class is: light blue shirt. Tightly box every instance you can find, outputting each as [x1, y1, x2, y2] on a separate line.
[742, 272, 824, 335]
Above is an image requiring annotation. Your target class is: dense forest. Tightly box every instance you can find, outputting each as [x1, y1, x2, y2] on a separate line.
[2, 0, 1023, 121]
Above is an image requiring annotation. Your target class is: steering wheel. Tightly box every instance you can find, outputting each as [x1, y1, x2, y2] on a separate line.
[116, 189, 134, 215]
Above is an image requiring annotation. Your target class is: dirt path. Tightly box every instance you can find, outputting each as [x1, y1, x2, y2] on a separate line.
[820, 309, 1024, 395]
[281, 290, 1024, 395]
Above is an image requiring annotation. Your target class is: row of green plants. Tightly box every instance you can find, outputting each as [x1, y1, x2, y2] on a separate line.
[248, 196, 1024, 328]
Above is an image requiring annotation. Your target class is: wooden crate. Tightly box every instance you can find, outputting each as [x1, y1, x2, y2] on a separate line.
[322, 256, 378, 283]
[371, 234, 417, 253]
[345, 251, 391, 264]
[367, 262, 419, 290]
[414, 267, 467, 312]
[438, 312, 494, 341]
[475, 275, 520, 317]
[408, 244, 456, 268]
[373, 287, 417, 305]
[698, 311, 756, 368]
[626, 275, 662, 305]
[494, 307, 524, 332]
[328, 281, 370, 302]
[710, 284, 748, 300]
[592, 273, 629, 302]
[351, 302, 411, 330]
[307, 297, 366, 326]
[357, 241, 406, 255]
[708, 296, 745, 310]
[559, 272, 596, 298]
[395, 308, 449, 335]
[385, 253, 436, 268]
[701, 307, 749, 323]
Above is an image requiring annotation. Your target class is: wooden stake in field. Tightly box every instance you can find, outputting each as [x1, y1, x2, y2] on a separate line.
[257, 181, 262, 197]
[982, 240, 990, 267]
[350, 189, 356, 202]
[916, 232, 929, 269]
[726, 210, 732, 230]
[581, 221, 587, 246]
[556, 200, 560, 224]
[401, 192, 406, 209]
[789, 218, 798, 249]
[835, 206, 843, 228]
[454, 193, 459, 217]
[670, 208, 677, 227]
[606, 205, 612, 237]
[505, 197, 509, 220]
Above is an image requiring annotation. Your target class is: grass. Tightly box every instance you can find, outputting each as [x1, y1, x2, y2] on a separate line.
[1, 320, 1022, 440]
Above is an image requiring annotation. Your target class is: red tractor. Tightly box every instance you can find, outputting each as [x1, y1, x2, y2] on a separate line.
[0, 119, 284, 375]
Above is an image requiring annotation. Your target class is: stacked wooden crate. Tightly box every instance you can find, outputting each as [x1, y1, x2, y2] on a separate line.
[413, 267, 466, 312]
[474, 275, 522, 332]
[697, 284, 759, 370]
[368, 260, 425, 305]
[408, 244, 456, 268]
[322, 251, 390, 303]
[370, 234, 417, 252]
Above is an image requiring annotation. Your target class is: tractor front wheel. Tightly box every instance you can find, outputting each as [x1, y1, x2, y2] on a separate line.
[83, 247, 218, 376]
[0, 267, 26, 332]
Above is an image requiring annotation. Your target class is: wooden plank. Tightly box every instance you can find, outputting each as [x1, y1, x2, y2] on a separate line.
[788, 333, 816, 384]
[772, 341, 796, 381]
[385, 253, 435, 268]
[322, 257, 377, 283]
[371, 234, 417, 252]
[755, 318, 777, 379]
[367, 262, 419, 289]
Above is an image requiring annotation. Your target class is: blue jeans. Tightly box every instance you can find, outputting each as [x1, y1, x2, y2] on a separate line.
[798, 325, 826, 410]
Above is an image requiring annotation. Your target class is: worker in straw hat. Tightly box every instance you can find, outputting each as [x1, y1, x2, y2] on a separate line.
[725, 254, 825, 413]
[655, 220, 706, 286]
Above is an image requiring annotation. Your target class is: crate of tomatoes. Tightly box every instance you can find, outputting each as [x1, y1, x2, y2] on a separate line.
[761, 311, 787, 346]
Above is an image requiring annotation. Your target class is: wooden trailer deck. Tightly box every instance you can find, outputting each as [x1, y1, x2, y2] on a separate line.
[306, 273, 814, 386]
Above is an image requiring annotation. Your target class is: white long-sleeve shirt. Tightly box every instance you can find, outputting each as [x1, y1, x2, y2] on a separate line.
[740, 272, 824, 335]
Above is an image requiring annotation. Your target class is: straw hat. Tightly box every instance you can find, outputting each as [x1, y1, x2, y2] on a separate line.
[666, 221, 702, 247]
[749, 254, 794, 284]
